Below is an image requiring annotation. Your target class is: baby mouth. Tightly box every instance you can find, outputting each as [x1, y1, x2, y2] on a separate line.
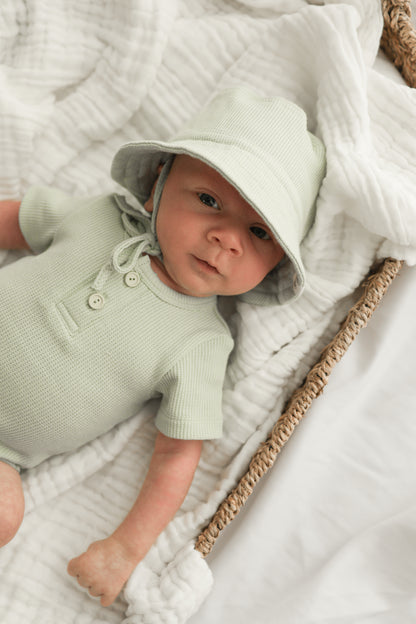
[194, 256, 220, 274]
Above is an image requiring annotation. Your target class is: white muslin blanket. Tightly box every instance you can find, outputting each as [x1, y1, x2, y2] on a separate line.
[0, 1, 415, 622]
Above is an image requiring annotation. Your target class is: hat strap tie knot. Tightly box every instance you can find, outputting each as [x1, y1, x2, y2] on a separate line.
[92, 194, 161, 293]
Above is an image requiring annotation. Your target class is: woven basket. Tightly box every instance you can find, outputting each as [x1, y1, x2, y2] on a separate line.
[195, 0, 413, 558]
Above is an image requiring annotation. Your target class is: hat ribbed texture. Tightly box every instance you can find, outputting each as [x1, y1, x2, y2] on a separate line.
[172, 91, 324, 238]
[111, 88, 326, 305]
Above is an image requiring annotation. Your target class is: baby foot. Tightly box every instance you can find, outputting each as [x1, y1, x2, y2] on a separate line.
[67, 536, 139, 607]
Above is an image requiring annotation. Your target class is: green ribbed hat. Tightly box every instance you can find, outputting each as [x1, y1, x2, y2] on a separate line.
[111, 87, 326, 305]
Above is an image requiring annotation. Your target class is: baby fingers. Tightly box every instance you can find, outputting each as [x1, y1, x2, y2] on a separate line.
[67, 545, 123, 607]
[68, 566, 107, 603]
[88, 586, 104, 598]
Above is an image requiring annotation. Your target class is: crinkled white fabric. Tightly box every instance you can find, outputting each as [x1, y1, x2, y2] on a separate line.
[0, 1, 415, 622]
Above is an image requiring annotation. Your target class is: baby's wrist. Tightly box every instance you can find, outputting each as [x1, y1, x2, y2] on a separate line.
[109, 529, 149, 566]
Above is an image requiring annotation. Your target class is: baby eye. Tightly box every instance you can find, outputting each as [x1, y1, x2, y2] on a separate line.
[250, 226, 271, 240]
[198, 193, 219, 209]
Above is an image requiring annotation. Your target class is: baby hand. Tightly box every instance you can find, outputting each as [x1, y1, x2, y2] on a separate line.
[67, 536, 139, 607]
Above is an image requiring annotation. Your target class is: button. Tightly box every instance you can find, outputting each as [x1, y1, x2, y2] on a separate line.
[124, 271, 140, 288]
[88, 293, 105, 310]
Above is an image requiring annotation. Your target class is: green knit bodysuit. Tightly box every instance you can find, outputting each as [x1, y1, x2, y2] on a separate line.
[0, 187, 233, 469]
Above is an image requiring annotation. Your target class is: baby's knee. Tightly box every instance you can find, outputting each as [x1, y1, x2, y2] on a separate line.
[0, 503, 24, 547]
[0, 463, 25, 547]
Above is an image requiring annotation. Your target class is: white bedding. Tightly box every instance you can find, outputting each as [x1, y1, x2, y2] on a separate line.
[1, 1, 416, 623]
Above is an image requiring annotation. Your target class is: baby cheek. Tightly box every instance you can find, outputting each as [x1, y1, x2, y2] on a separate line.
[259, 245, 280, 271]
[241, 259, 270, 289]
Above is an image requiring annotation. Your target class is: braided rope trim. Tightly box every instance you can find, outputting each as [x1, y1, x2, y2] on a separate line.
[380, 0, 416, 87]
[195, 256, 403, 557]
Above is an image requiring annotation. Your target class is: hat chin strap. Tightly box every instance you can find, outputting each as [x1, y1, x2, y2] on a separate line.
[150, 155, 175, 236]
[91, 195, 161, 294]
[91, 156, 174, 295]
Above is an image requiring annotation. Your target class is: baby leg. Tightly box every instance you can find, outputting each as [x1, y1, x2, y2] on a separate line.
[0, 460, 25, 547]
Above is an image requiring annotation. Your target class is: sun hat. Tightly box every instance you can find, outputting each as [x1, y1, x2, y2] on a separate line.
[111, 87, 326, 305]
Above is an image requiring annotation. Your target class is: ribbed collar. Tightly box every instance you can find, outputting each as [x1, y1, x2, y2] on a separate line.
[137, 255, 218, 310]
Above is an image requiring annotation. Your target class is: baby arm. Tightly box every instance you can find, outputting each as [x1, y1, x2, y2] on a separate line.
[0, 200, 29, 250]
[67, 431, 202, 607]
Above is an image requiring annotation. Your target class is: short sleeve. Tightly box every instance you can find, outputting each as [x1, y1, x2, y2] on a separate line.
[19, 186, 76, 253]
[155, 336, 233, 440]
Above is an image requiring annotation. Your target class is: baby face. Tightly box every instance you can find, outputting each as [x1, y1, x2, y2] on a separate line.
[148, 155, 284, 298]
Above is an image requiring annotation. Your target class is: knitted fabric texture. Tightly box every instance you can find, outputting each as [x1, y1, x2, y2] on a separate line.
[0, 187, 233, 468]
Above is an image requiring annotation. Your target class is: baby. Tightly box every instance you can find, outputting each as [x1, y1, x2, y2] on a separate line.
[0, 88, 325, 606]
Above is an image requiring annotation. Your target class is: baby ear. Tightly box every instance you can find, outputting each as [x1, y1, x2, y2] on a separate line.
[143, 164, 164, 213]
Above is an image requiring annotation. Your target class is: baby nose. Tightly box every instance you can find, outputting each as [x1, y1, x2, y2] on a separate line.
[208, 226, 243, 255]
